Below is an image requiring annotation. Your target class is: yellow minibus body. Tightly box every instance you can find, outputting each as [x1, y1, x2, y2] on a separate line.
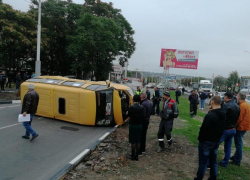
[21, 76, 128, 126]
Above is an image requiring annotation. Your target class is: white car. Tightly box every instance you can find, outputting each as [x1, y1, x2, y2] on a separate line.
[157, 84, 164, 89]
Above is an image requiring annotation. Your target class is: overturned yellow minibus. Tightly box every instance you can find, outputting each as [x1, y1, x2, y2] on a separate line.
[20, 76, 133, 126]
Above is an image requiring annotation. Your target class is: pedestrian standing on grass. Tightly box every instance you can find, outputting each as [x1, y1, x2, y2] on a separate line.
[152, 86, 161, 116]
[199, 90, 207, 110]
[157, 91, 178, 153]
[139, 92, 152, 155]
[21, 84, 39, 141]
[194, 96, 226, 180]
[189, 90, 199, 118]
[230, 93, 250, 166]
[218, 92, 240, 167]
[127, 95, 145, 161]
[175, 87, 181, 104]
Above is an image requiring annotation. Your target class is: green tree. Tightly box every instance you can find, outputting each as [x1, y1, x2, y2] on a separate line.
[29, 0, 83, 75]
[227, 71, 240, 90]
[0, 3, 36, 71]
[83, 0, 136, 67]
[68, 13, 122, 80]
[213, 75, 227, 89]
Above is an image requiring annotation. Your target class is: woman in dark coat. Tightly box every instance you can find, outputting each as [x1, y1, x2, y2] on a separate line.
[127, 95, 145, 161]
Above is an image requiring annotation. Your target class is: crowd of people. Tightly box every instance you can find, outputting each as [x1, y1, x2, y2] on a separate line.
[129, 86, 250, 180]
[127, 87, 179, 160]
[0, 71, 35, 91]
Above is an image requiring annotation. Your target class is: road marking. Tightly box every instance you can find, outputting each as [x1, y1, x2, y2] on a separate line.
[99, 132, 110, 141]
[69, 149, 90, 165]
[0, 123, 22, 130]
[0, 105, 21, 109]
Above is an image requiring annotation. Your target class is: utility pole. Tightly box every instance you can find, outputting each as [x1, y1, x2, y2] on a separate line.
[124, 61, 128, 78]
[35, 0, 42, 77]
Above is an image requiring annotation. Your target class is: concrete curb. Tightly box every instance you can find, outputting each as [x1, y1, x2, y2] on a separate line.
[0, 100, 21, 104]
[48, 124, 119, 180]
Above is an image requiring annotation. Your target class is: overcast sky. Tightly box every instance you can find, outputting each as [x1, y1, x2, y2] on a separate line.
[3, 0, 250, 78]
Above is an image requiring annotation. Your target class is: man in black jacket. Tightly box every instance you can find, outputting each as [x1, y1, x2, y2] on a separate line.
[145, 87, 151, 100]
[175, 87, 181, 104]
[194, 96, 226, 180]
[218, 92, 240, 167]
[139, 92, 152, 155]
[21, 84, 39, 141]
[152, 87, 161, 116]
[189, 90, 199, 117]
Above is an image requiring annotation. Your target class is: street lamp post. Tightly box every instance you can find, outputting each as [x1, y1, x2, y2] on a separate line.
[35, 0, 42, 77]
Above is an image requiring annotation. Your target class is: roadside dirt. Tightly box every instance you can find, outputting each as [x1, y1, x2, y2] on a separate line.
[63, 116, 202, 180]
[0, 92, 20, 100]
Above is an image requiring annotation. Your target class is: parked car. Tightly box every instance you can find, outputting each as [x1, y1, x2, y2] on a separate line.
[146, 83, 155, 88]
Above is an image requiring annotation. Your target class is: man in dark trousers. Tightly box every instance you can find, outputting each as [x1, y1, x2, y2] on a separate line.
[16, 72, 21, 90]
[157, 91, 178, 153]
[194, 96, 226, 180]
[152, 87, 161, 116]
[145, 87, 151, 100]
[22, 84, 39, 141]
[218, 92, 240, 167]
[189, 90, 199, 117]
[6, 70, 13, 88]
[175, 87, 181, 104]
[139, 92, 152, 155]
[0, 71, 6, 90]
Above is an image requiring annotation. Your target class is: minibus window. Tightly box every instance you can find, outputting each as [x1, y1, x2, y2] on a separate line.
[59, 98, 66, 114]
[86, 85, 101, 90]
[96, 90, 113, 126]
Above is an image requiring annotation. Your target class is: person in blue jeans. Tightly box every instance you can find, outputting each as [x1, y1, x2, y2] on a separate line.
[199, 90, 207, 110]
[194, 96, 226, 180]
[21, 84, 39, 141]
[218, 92, 240, 167]
[230, 93, 250, 166]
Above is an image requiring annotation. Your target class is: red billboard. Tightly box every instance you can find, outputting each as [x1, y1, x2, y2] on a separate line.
[160, 49, 199, 69]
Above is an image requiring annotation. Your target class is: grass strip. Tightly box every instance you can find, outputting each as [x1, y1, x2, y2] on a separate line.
[170, 91, 250, 180]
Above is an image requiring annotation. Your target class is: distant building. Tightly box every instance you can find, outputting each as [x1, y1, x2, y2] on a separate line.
[241, 76, 250, 89]
[111, 64, 123, 81]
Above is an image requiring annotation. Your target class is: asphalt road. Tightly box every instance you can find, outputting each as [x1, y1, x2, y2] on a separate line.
[0, 104, 112, 180]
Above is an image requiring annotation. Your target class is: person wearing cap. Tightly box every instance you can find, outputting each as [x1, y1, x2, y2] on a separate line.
[230, 93, 250, 166]
[157, 91, 178, 153]
[218, 92, 240, 167]
[127, 95, 145, 161]
[21, 84, 39, 141]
